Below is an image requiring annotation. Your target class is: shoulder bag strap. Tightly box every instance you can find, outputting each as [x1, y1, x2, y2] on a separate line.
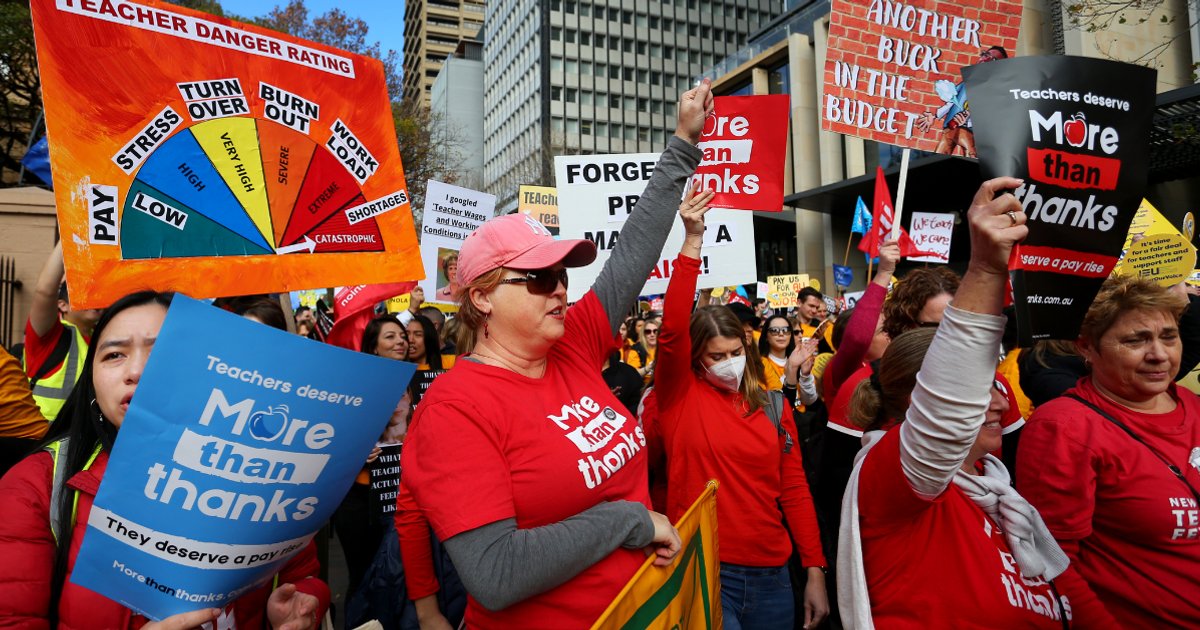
[1066, 393, 1200, 502]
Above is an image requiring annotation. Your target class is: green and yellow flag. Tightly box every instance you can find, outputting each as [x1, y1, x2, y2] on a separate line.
[592, 481, 721, 630]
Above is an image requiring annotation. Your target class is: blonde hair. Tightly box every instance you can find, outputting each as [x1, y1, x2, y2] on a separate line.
[1080, 274, 1188, 346]
[689, 306, 766, 413]
[455, 267, 506, 334]
[848, 327, 936, 431]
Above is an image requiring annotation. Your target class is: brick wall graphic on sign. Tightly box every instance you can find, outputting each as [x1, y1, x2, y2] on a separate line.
[823, 0, 1023, 155]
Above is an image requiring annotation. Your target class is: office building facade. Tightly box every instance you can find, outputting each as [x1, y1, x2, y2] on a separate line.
[402, 0, 486, 107]
[482, 0, 781, 211]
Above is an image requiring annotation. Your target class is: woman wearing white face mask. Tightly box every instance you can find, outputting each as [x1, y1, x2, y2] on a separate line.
[656, 185, 828, 630]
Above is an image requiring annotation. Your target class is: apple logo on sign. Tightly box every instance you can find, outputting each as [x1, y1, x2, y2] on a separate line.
[248, 404, 290, 441]
[1064, 113, 1087, 148]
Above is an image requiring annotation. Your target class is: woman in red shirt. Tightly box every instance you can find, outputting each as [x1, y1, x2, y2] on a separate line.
[837, 178, 1105, 629]
[656, 186, 828, 630]
[1017, 275, 1200, 627]
[401, 82, 713, 629]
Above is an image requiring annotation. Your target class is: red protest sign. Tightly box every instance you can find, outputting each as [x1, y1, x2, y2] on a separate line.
[822, 0, 1022, 155]
[689, 95, 789, 212]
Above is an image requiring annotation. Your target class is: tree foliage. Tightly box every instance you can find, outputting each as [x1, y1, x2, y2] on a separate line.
[254, 0, 401, 102]
[0, 1, 42, 184]
[1065, 0, 1200, 70]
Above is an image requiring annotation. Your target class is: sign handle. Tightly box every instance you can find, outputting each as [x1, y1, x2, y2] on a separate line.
[891, 148, 911, 241]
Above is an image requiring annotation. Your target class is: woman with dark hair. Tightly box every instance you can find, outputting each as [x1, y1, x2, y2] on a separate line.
[0, 291, 328, 629]
[1017, 274, 1200, 627]
[334, 313, 413, 599]
[657, 186, 827, 630]
[402, 81, 711, 628]
[837, 178, 1100, 628]
[759, 314, 795, 390]
[361, 313, 409, 360]
[406, 314, 451, 371]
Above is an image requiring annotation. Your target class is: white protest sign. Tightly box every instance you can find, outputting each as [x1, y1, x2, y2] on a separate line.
[907, 212, 954, 263]
[420, 180, 496, 304]
[555, 153, 757, 303]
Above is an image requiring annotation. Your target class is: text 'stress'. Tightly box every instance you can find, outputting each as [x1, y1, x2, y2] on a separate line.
[71, 297, 414, 619]
[30, 0, 420, 307]
[965, 56, 1157, 343]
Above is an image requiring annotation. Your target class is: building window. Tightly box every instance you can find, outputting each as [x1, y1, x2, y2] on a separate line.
[551, 86, 562, 100]
[551, 26, 562, 41]
[596, 122, 608, 137]
[610, 124, 621, 138]
[609, 94, 621, 108]
[581, 120, 592, 135]
[551, 56, 563, 71]
[565, 88, 577, 102]
[567, 119, 579, 133]
[552, 117, 564, 132]
[580, 32, 591, 45]
[564, 29, 576, 43]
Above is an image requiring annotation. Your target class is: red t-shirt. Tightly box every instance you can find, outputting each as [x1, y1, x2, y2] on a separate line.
[1017, 378, 1200, 627]
[657, 254, 825, 568]
[859, 429, 1069, 628]
[22, 318, 77, 379]
[402, 292, 650, 629]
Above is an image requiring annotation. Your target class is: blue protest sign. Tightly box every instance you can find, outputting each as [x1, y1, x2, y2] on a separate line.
[833, 264, 854, 288]
[70, 296, 414, 619]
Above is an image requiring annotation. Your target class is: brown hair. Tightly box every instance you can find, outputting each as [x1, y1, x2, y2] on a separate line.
[882, 267, 961, 339]
[689, 306, 766, 413]
[1079, 274, 1188, 346]
[848, 327, 937, 431]
[455, 267, 506, 333]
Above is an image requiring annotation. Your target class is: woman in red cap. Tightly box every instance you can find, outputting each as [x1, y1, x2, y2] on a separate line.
[400, 82, 713, 629]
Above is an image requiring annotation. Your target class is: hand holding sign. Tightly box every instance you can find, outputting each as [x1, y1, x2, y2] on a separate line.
[967, 177, 1028, 277]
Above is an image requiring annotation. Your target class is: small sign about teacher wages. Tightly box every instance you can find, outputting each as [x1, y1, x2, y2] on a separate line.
[70, 296, 414, 619]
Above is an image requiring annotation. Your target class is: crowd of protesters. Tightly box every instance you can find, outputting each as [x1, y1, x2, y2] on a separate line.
[0, 79, 1197, 630]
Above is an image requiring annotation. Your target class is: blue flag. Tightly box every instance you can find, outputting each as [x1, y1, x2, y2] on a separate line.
[833, 264, 854, 287]
[850, 196, 871, 235]
[20, 136, 52, 187]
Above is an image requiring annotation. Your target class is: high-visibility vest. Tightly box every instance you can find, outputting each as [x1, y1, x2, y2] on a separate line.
[44, 437, 102, 544]
[27, 322, 88, 422]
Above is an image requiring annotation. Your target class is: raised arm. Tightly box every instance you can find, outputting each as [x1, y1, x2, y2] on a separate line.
[899, 177, 1026, 498]
[29, 241, 64, 338]
[825, 240, 898, 392]
[654, 186, 713, 422]
[592, 82, 712, 333]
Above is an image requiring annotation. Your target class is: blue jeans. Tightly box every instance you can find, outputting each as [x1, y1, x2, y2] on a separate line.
[719, 563, 794, 630]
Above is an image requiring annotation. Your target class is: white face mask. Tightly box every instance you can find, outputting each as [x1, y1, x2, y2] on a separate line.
[704, 354, 747, 392]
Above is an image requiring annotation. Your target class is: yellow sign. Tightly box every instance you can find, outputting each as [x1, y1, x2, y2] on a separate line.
[385, 294, 410, 313]
[518, 185, 559, 235]
[1116, 199, 1199, 286]
[1117, 233, 1197, 286]
[766, 274, 810, 308]
[592, 482, 721, 630]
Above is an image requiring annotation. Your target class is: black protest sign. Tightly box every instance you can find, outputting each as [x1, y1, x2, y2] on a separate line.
[367, 443, 402, 517]
[964, 56, 1156, 343]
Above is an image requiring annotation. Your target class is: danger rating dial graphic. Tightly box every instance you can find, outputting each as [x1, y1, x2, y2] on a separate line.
[121, 117, 387, 260]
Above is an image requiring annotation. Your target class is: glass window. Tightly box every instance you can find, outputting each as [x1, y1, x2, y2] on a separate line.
[564, 29, 575, 43]
[609, 124, 621, 138]
[638, 127, 649, 141]
[623, 95, 636, 110]
[551, 27, 562, 41]
[595, 34, 605, 47]
[580, 32, 590, 45]
[649, 16, 659, 28]
[580, 91, 593, 106]
[596, 122, 608, 137]
[651, 99, 662, 113]
[565, 88, 577, 102]
[624, 126, 635, 140]
[637, 69, 648, 82]
[609, 65, 620, 79]
[552, 117, 564, 132]
[581, 61, 593, 74]
[609, 94, 622, 108]
[565, 59, 578, 73]
[622, 10, 633, 24]
[581, 120, 592, 135]
[636, 13, 648, 27]
[567, 119, 579, 133]
[637, 42, 647, 54]
[551, 56, 563, 71]
[551, 86, 562, 100]
[768, 62, 791, 95]
[623, 39, 633, 53]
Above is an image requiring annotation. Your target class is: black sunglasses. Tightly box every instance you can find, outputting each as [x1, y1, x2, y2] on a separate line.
[767, 326, 790, 335]
[499, 268, 569, 295]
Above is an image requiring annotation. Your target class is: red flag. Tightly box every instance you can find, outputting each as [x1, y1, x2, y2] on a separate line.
[325, 281, 416, 351]
[857, 166, 937, 259]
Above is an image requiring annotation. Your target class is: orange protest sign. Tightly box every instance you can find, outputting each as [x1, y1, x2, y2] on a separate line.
[30, 0, 421, 308]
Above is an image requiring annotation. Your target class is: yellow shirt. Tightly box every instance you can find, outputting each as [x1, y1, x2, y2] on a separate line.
[762, 355, 787, 391]
[997, 349, 1033, 419]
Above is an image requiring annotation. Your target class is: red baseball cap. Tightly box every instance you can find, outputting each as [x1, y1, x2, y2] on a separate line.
[457, 213, 597, 287]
